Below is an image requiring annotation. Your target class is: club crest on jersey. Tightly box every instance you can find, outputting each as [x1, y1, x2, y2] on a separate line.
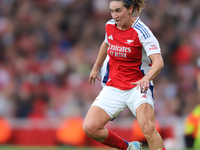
[125, 39, 134, 44]
[108, 35, 113, 40]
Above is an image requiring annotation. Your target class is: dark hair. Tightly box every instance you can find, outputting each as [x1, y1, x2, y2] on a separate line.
[110, 0, 146, 15]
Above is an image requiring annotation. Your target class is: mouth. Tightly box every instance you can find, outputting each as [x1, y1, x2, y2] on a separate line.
[115, 20, 122, 23]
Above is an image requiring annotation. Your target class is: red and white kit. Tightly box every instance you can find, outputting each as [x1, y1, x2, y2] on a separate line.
[94, 17, 161, 119]
[101, 17, 161, 90]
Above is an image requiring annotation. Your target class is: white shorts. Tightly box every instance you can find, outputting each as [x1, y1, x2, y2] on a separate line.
[92, 85, 154, 120]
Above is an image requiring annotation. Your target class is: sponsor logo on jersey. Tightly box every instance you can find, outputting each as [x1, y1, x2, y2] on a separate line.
[109, 44, 131, 53]
[125, 39, 134, 44]
[149, 44, 158, 50]
[108, 35, 113, 40]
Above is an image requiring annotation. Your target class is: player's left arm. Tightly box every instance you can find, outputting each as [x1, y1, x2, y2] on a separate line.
[145, 53, 164, 81]
[131, 53, 164, 93]
[131, 22, 164, 92]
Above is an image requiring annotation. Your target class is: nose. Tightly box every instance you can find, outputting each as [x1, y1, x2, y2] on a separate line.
[113, 12, 118, 19]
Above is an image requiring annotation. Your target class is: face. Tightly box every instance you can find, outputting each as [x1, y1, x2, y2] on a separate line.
[110, 1, 132, 28]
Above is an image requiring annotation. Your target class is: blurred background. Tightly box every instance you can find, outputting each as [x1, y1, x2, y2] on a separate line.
[0, 0, 200, 149]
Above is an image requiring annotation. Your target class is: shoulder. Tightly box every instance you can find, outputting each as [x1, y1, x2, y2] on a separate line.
[106, 19, 116, 26]
[131, 17, 152, 39]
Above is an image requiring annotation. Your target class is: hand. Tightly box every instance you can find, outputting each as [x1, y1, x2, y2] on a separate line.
[89, 70, 101, 84]
[131, 76, 150, 93]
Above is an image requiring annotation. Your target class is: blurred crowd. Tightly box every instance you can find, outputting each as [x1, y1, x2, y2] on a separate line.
[0, 0, 199, 128]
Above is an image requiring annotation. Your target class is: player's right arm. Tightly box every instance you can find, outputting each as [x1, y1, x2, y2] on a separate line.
[89, 41, 108, 84]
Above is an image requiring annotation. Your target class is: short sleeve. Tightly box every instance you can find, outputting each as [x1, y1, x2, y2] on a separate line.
[133, 20, 161, 57]
[140, 31, 161, 57]
[105, 32, 108, 44]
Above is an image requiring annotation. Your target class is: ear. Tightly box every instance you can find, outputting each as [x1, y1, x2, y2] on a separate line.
[128, 6, 133, 14]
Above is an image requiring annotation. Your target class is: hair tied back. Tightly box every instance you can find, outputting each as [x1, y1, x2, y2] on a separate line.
[125, 0, 133, 5]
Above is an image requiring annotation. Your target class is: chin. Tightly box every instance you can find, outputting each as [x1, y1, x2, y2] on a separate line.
[117, 22, 123, 27]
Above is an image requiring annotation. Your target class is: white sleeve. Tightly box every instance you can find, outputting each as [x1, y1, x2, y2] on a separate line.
[104, 32, 108, 44]
[135, 23, 161, 56]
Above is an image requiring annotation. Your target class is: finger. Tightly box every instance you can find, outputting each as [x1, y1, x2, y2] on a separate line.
[145, 83, 149, 92]
[89, 77, 92, 84]
[131, 82, 137, 85]
[141, 86, 145, 93]
[143, 82, 149, 92]
[96, 76, 101, 81]
[131, 82, 138, 89]
[131, 82, 139, 90]
[93, 77, 95, 83]
[141, 81, 145, 92]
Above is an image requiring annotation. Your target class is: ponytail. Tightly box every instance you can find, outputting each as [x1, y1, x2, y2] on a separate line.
[134, 0, 146, 15]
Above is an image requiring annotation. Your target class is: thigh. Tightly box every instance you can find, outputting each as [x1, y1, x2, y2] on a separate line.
[83, 105, 111, 129]
[126, 86, 154, 116]
[135, 103, 156, 132]
[136, 102, 155, 123]
[92, 86, 127, 120]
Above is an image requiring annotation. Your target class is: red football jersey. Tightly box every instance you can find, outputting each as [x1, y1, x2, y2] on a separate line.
[101, 17, 161, 90]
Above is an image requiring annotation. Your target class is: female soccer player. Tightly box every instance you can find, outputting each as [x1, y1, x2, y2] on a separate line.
[83, 0, 166, 150]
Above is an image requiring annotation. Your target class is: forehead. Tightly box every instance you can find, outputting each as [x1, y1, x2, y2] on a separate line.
[109, 1, 124, 10]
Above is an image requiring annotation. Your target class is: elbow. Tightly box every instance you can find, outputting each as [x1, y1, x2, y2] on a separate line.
[160, 58, 164, 69]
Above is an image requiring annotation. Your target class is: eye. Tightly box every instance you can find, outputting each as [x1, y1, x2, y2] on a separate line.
[116, 9, 121, 12]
